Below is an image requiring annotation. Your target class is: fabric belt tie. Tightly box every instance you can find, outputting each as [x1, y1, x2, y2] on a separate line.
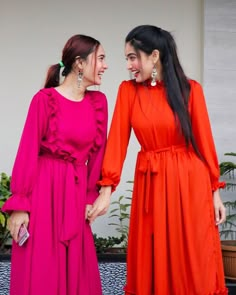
[40, 152, 87, 246]
[138, 145, 187, 213]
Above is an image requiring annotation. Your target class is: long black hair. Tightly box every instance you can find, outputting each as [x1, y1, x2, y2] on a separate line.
[126, 25, 199, 155]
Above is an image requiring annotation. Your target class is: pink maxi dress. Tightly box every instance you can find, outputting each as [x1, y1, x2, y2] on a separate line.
[2, 87, 108, 295]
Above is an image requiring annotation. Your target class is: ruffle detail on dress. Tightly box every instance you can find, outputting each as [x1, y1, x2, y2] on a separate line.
[87, 92, 107, 157]
[46, 89, 60, 153]
[42, 89, 106, 163]
[40, 89, 79, 163]
[212, 181, 226, 191]
[1, 194, 31, 214]
[207, 287, 228, 294]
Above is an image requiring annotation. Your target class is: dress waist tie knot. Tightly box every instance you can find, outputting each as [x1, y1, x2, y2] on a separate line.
[40, 151, 88, 246]
[137, 144, 187, 213]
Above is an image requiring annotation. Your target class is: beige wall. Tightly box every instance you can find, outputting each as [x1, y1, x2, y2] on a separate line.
[204, 0, 236, 205]
[0, 0, 203, 237]
[204, 0, 236, 161]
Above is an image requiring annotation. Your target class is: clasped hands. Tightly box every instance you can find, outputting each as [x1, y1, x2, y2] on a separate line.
[86, 186, 112, 223]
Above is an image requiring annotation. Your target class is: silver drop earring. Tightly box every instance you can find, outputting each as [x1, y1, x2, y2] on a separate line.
[78, 71, 83, 88]
[151, 67, 157, 86]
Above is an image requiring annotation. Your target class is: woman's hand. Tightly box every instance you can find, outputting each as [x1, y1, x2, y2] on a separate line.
[8, 211, 29, 242]
[213, 189, 226, 225]
[87, 186, 112, 223]
[85, 204, 93, 220]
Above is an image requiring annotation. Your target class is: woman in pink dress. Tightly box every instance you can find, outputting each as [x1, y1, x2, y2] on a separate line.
[2, 34, 110, 295]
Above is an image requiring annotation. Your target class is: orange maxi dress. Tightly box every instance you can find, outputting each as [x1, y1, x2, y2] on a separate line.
[98, 79, 228, 295]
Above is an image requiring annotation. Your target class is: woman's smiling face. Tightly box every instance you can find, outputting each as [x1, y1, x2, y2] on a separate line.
[125, 42, 154, 83]
[82, 44, 108, 87]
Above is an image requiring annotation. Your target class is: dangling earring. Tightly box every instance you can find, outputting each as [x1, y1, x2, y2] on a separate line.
[151, 66, 157, 86]
[78, 71, 83, 88]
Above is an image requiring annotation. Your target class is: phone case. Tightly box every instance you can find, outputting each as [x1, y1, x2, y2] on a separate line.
[18, 224, 30, 246]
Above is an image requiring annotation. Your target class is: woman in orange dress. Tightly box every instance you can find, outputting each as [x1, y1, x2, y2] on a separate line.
[89, 25, 228, 294]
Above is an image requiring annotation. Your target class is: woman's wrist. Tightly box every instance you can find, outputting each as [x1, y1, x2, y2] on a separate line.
[100, 185, 112, 196]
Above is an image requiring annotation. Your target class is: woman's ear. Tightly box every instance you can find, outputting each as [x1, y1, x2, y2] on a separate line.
[75, 56, 84, 70]
[152, 49, 160, 64]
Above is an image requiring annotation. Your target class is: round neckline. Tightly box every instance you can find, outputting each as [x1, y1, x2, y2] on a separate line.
[52, 88, 88, 103]
[144, 79, 164, 88]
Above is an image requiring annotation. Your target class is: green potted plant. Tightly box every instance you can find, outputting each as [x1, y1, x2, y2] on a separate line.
[107, 180, 132, 251]
[219, 152, 236, 280]
[108, 193, 131, 251]
[92, 186, 132, 293]
[93, 234, 125, 254]
[0, 172, 11, 254]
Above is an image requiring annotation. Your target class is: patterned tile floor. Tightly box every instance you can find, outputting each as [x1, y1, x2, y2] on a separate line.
[0, 261, 126, 295]
[1, 260, 236, 295]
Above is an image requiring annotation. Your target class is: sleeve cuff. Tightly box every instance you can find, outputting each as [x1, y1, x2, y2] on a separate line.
[1, 194, 31, 214]
[97, 178, 117, 192]
[212, 181, 226, 192]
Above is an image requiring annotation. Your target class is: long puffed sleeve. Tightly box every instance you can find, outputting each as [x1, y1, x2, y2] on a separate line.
[97, 81, 133, 191]
[86, 93, 108, 204]
[1, 91, 48, 213]
[189, 80, 225, 191]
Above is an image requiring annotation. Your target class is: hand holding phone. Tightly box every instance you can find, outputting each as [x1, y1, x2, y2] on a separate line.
[18, 224, 30, 246]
